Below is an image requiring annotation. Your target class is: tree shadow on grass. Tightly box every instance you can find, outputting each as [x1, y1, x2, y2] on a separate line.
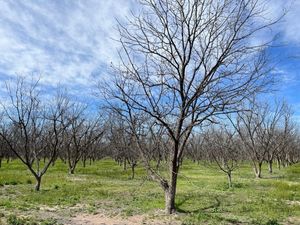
[175, 197, 245, 224]
[176, 197, 244, 224]
[175, 196, 221, 213]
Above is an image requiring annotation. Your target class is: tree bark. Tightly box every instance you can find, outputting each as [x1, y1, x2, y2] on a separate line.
[227, 172, 232, 188]
[255, 162, 262, 178]
[268, 160, 273, 174]
[165, 161, 178, 214]
[123, 159, 127, 171]
[68, 159, 76, 174]
[131, 165, 135, 179]
[277, 158, 281, 170]
[35, 176, 42, 191]
[165, 187, 176, 214]
[69, 168, 75, 174]
[83, 158, 86, 168]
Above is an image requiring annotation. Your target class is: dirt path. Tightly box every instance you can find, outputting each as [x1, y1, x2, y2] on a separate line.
[68, 213, 181, 225]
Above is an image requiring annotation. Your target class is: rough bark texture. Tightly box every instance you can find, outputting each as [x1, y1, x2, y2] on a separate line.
[164, 161, 178, 214]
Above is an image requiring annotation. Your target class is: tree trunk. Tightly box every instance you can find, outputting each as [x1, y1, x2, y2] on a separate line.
[268, 160, 273, 174]
[69, 162, 76, 174]
[255, 162, 262, 178]
[131, 165, 135, 179]
[69, 167, 75, 174]
[35, 176, 42, 191]
[83, 158, 86, 168]
[68, 159, 75, 174]
[165, 184, 176, 214]
[227, 172, 232, 188]
[165, 161, 178, 214]
[123, 159, 127, 171]
[277, 158, 281, 170]
[0, 158, 2, 168]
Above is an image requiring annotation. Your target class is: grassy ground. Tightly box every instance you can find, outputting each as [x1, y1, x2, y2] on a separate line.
[0, 159, 299, 225]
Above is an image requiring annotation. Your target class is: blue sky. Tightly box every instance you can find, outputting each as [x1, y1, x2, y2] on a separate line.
[0, 0, 299, 120]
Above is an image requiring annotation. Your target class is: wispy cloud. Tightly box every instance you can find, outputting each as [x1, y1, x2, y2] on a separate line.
[0, 0, 299, 110]
[0, 0, 134, 90]
[266, 0, 300, 46]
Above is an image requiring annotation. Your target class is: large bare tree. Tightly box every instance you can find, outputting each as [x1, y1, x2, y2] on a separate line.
[102, 0, 280, 213]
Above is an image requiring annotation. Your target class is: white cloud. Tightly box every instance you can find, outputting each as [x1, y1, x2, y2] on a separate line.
[0, 0, 298, 96]
[0, 0, 134, 90]
[266, 0, 300, 45]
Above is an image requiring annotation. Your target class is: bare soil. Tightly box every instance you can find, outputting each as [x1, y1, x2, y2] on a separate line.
[67, 213, 180, 225]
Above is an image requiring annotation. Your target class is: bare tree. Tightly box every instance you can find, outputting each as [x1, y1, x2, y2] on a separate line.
[102, 0, 280, 213]
[0, 77, 69, 190]
[275, 108, 298, 168]
[228, 100, 291, 178]
[228, 101, 267, 178]
[186, 132, 206, 164]
[203, 126, 240, 187]
[107, 113, 139, 178]
[262, 102, 291, 173]
[43, 91, 74, 169]
[0, 136, 6, 168]
[64, 105, 105, 175]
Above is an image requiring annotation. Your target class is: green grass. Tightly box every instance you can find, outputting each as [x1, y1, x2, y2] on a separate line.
[0, 159, 299, 224]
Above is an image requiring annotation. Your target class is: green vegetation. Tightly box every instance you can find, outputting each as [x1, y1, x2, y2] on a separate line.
[0, 159, 299, 224]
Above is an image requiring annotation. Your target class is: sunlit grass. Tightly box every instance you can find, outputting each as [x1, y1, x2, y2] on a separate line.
[0, 159, 299, 224]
